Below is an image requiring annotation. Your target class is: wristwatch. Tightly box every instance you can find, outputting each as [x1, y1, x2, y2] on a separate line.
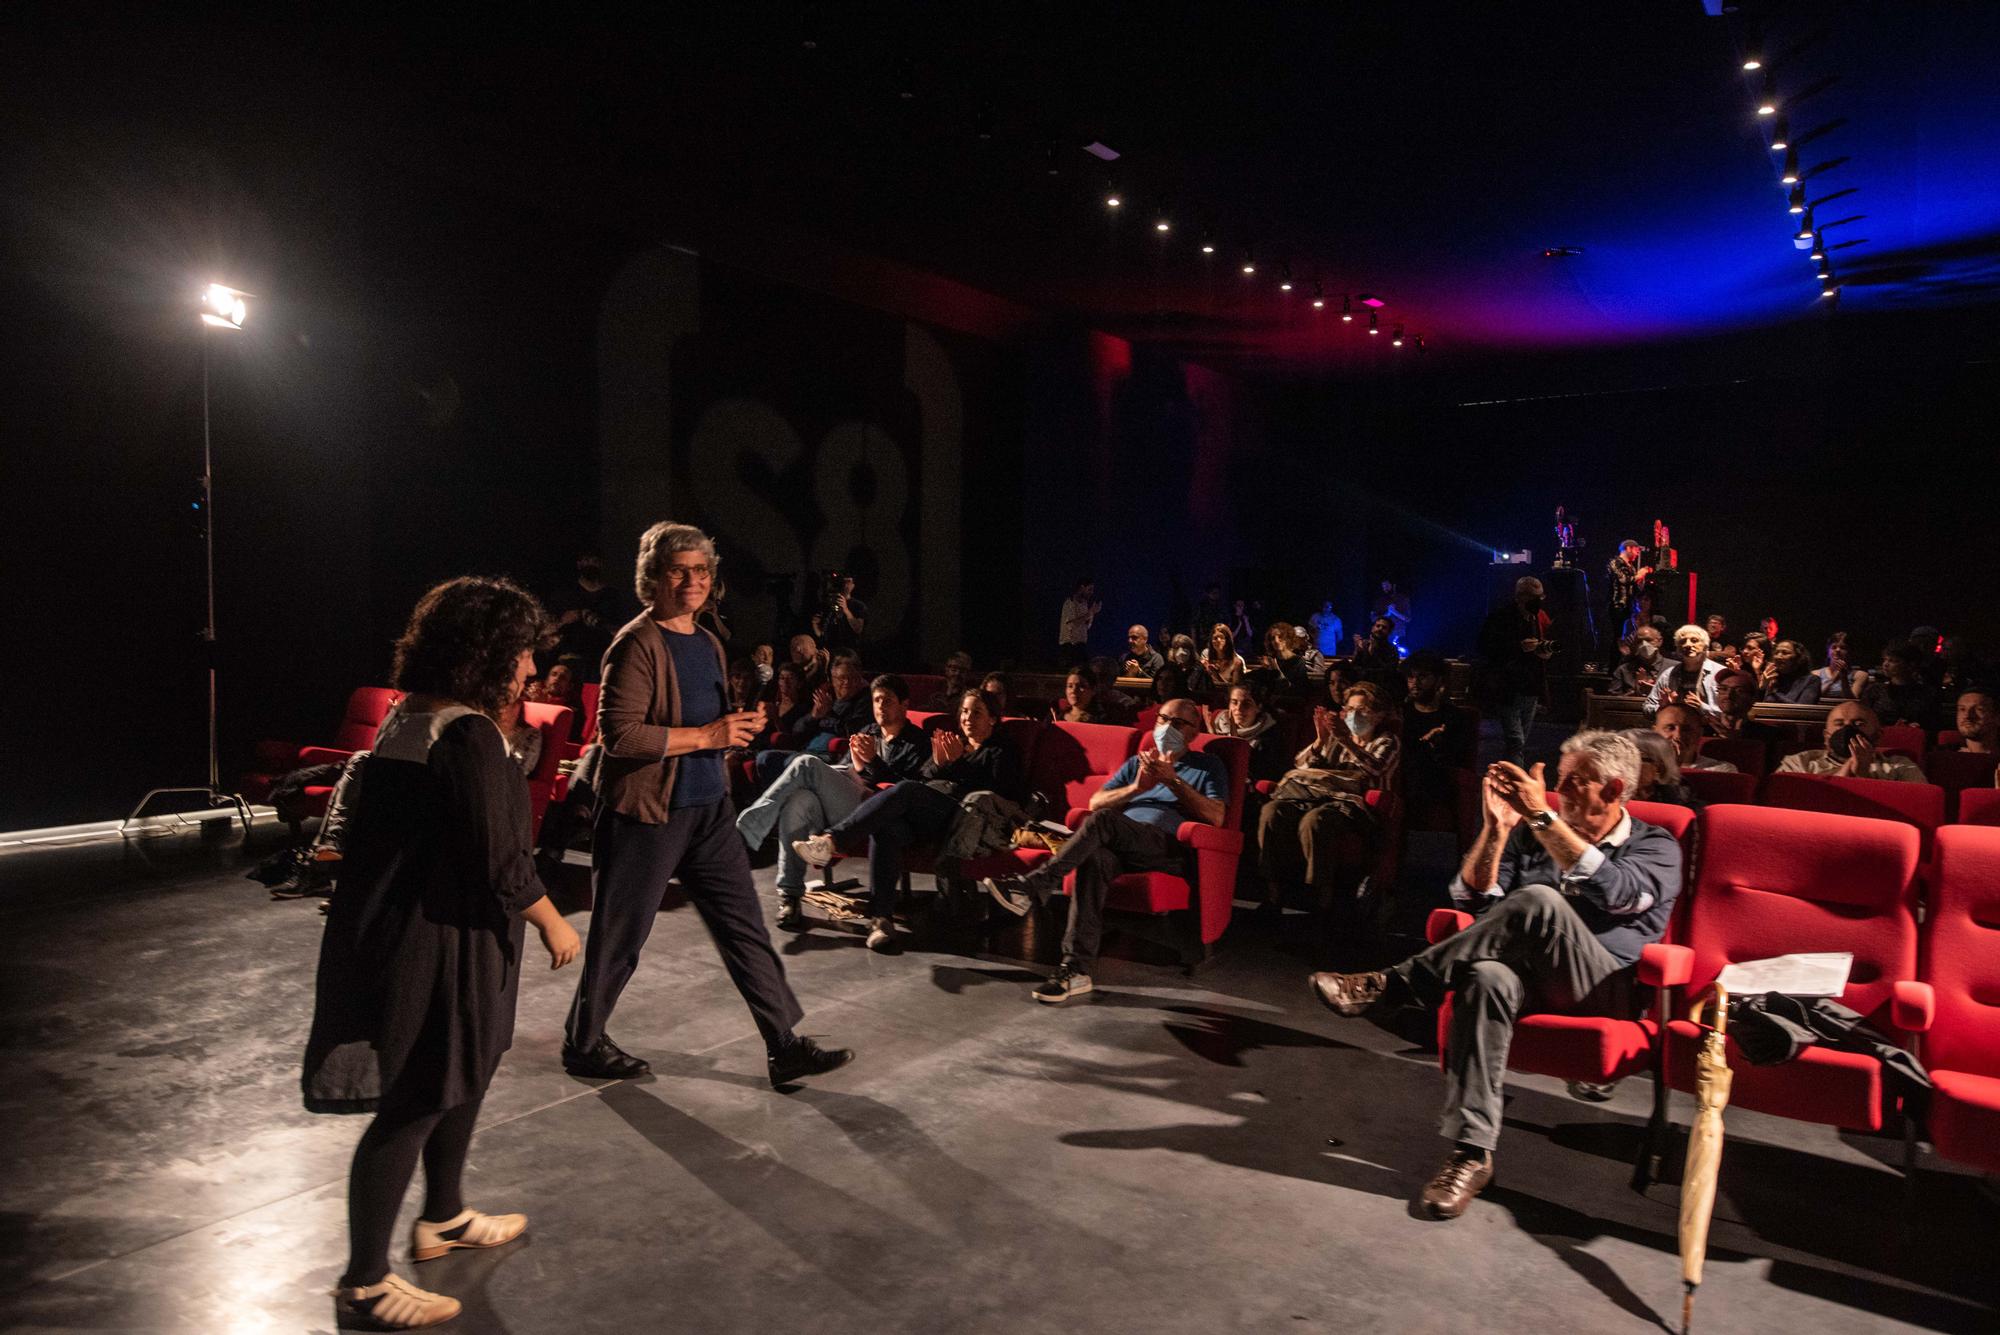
[1526, 808, 1559, 832]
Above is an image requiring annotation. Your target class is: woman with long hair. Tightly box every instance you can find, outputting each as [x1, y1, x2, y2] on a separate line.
[305, 576, 581, 1329]
[1201, 622, 1247, 688]
[1051, 667, 1106, 724]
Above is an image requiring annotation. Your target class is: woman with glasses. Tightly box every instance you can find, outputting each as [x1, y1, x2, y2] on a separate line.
[561, 522, 852, 1089]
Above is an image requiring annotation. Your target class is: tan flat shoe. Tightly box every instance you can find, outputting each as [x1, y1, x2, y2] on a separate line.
[412, 1207, 527, 1262]
[333, 1272, 462, 1328]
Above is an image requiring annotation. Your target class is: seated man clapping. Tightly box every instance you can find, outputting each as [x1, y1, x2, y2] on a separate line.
[1307, 731, 1682, 1220]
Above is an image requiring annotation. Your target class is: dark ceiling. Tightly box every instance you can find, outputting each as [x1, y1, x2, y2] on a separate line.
[11, 1, 2000, 380]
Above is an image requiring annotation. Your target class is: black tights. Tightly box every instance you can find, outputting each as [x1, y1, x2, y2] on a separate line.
[341, 1094, 483, 1288]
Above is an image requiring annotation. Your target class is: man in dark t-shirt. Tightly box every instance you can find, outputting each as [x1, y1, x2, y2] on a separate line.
[659, 623, 728, 807]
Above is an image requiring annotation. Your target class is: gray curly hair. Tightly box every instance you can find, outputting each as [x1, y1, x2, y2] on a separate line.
[634, 521, 719, 603]
[1559, 729, 1643, 796]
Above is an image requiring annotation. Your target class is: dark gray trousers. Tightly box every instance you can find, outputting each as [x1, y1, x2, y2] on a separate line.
[565, 797, 804, 1055]
[1393, 884, 1628, 1152]
[1018, 809, 1189, 970]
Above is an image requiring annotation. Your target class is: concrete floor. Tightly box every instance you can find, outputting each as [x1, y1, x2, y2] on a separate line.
[0, 819, 1994, 1335]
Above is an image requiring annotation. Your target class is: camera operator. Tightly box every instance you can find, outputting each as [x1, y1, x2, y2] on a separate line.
[1774, 701, 1928, 782]
[814, 571, 867, 654]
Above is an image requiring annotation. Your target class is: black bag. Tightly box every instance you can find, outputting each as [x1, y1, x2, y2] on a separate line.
[1729, 991, 1931, 1127]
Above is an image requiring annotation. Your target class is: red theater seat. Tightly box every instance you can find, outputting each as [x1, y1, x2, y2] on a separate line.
[1923, 826, 2000, 1173]
[519, 701, 574, 838]
[1925, 749, 1999, 815]
[1758, 772, 1946, 864]
[1956, 787, 2000, 827]
[1877, 724, 1928, 760]
[253, 687, 404, 823]
[1664, 805, 1922, 1134]
[1682, 768, 1758, 807]
[1699, 736, 1770, 777]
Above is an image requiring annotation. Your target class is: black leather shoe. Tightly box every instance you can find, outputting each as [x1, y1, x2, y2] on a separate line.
[776, 900, 809, 932]
[562, 1035, 650, 1080]
[768, 1036, 855, 1088]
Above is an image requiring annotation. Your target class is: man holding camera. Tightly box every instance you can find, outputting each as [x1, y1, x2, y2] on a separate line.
[1775, 701, 1928, 782]
[1479, 576, 1553, 768]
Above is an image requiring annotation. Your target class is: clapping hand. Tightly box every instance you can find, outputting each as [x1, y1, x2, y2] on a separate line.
[931, 730, 969, 765]
[1136, 743, 1176, 788]
[811, 685, 834, 718]
[848, 732, 879, 767]
[1312, 705, 1337, 745]
[1488, 761, 1551, 821]
[1837, 734, 1875, 778]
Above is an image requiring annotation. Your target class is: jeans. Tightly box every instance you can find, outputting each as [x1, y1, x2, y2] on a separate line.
[735, 754, 870, 899]
[1392, 885, 1627, 1152]
[1496, 694, 1539, 768]
[828, 780, 962, 918]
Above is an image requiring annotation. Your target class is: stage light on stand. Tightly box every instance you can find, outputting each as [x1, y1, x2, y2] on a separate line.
[202, 283, 249, 330]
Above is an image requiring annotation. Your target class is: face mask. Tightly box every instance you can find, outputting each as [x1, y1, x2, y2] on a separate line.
[1636, 641, 1660, 661]
[1524, 597, 1544, 613]
[1344, 710, 1372, 738]
[1152, 721, 1186, 758]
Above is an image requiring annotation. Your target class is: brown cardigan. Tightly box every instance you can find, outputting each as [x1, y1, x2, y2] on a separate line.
[596, 610, 730, 824]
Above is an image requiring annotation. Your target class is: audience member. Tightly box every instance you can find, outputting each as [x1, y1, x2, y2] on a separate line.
[1263, 622, 1309, 690]
[494, 695, 545, 777]
[725, 658, 760, 713]
[922, 651, 975, 712]
[1604, 539, 1645, 654]
[982, 698, 1227, 1004]
[814, 571, 867, 653]
[1402, 651, 1476, 812]
[1322, 661, 1360, 708]
[1703, 613, 1732, 663]
[787, 633, 830, 693]
[1088, 656, 1140, 723]
[1953, 688, 2000, 753]
[545, 553, 628, 681]
[524, 663, 581, 741]
[1479, 576, 1553, 767]
[756, 656, 870, 780]
[1863, 642, 1938, 730]
[1200, 623, 1248, 688]
[1227, 598, 1255, 646]
[1058, 578, 1102, 667]
[1140, 665, 1191, 728]
[1051, 668, 1107, 724]
[1257, 681, 1402, 915]
[1653, 702, 1735, 774]
[1294, 623, 1331, 678]
[765, 663, 815, 749]
[1625, 727, 1700, 808]
[794, 688, 1025, 952]
[979, 672, 1013, 717]
[1710, 670, 1784, 745]
[1308, 732, 1681, 1220]
[1352, 617, 1402, 674]
[1775, 701, 1929, 781]
[1759, 639, 1821, 703]
[736, 674, 931, 930]
[1206, 681, 1286, 782]
[1644, 624, 1723, 723]
[751, 642, 775, 687]
[1192, 584, 1225, 642]
[1373, 580, 1412, 651]
[1165, 633, 1200, 676]
[1122, 625, 1166, 679]
[1606, 627, 1664, 697]
[1814, 631, 1868, 701]
[1309, 600, 1346, 658]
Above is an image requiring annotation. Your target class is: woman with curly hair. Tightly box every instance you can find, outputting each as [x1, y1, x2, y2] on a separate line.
[304, 575, 582, 1330]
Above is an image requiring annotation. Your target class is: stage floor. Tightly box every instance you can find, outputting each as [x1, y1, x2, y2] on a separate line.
[1, 823, 1993, 1334]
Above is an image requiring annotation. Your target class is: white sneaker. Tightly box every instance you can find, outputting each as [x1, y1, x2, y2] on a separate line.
[412, 1206, 527, 1261]
[791, 832, 839, 868]
[865, 917, 896, 952]
[1032, 966, 1093, 1005]
[333, 1272, 462, 1328]
[981, 876, 1032, 917]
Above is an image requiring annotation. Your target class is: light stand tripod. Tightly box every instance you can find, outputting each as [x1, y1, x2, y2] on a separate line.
[125, 286, 254, 835]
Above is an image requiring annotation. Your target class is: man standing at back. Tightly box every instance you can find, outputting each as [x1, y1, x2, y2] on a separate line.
[1479, 577, 1552, 767]
[1059, 578, 1103, 668]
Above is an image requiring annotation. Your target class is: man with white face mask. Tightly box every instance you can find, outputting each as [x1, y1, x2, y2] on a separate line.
[983, 700, 1228, 1004]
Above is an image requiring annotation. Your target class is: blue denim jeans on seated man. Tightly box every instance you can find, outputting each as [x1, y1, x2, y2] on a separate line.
[735, 754, 870, 901]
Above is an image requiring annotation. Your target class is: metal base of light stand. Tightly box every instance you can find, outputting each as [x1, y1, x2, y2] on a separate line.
[122, 786, 252, 836]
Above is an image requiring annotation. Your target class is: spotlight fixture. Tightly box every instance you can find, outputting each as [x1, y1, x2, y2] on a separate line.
[1391, 325, 1404, 347]
[1769, 116, 1789, 151]
[1155, 217, 1171, 233]
[1340, 294, 1353, 322]
[1311, 280, 1325, 309]
[1199, 230, 1216, 254]
[201, 283, 249, 330]
[1788, 184, 1806, 214]
[1241, 249, 1256, 276]
[1809, 235, 1825, 262]
[1279, 263, 1293, 292]
[1756, 70, 1777, 116]
[1367, 311, 1380, 335]
[1741, 54, 1762, 71]
[1780, 148, 1800, 184]
[1819, 285, 1839, 299]
[1104, 187, 1121, 208]
[1796, 210, 1815, 241]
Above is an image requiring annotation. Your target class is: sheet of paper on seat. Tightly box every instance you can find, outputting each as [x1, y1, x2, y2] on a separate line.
[1716, 952, 1854, 997]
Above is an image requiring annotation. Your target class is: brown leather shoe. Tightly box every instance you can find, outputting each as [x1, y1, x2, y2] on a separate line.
[1309, 969, 1389, 1017]
[1420, 1150, 1494, 1219]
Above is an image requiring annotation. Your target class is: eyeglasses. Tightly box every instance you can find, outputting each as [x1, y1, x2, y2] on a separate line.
[663, 563, 713, 582]
[1159, 714, 1203, 731]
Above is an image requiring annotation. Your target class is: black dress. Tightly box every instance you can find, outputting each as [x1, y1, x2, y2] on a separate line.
[303, 706, 547, 1115]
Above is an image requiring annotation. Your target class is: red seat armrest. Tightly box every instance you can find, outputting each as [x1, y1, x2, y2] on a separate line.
[1177, 821, 1242, 854]
[1892, 980, 1935, 1033]
[1065, 806, 1091, 828]
[1638, 943, 1694, 989]
[298, 746, 355, 768]
[1425, 908, 1474, 944]
[1253, 779, 1276, 796]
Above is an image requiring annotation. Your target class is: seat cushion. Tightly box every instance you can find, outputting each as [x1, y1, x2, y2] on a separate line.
[1668, 1020, 1887, 1131]
[1510, 1014, 1657, 1083]
[1930, 1069, 2000, 1173]
[1103, 870, 1193, 914]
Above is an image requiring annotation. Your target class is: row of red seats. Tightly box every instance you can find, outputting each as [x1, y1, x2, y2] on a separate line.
[1427, 802, 2000, 1180]
[1685, 768, 2000, 845]
[1695, 724, 1996, 794]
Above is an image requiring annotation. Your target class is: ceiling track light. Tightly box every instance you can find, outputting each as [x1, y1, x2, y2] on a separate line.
[1740, 21, 1764, 71]
[1769, 116, 1789, 151]
[1340, 294, 1353, 322]
[1819, 285, 1839, 299]
[1278, 262, 1293, 291]
[1240, 249, 1256, 276]
[1155, 216, 1171, 233]
[1780, 148, 1800, 184]
[1311, 280, 1325, 308]
[1391, 325, 1405, 347]
[1199, 229, 1215, 254]
[1796, 209, 1816, 241]
[1104, 182, 1121, 208]
[1367, 311, 1380, 335]
[1756, 69, 1778, 116]
[1788, 184, 1806, 214]
[1809, 235, 1826, 261]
